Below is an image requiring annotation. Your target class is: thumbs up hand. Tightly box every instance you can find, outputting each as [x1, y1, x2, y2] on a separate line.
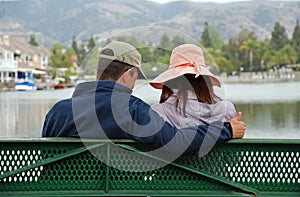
[229, 112, 246, 139]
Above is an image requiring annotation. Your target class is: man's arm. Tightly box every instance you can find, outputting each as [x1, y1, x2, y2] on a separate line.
[128, 98, 245, 154]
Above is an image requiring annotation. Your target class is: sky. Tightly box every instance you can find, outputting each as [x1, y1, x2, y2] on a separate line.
[149, 0, 251, 4]
[149, 0, 300, 3]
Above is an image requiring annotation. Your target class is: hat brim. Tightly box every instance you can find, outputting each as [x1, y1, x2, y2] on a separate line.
[150, 65, 221, 89]
[137, 68, 147, 80]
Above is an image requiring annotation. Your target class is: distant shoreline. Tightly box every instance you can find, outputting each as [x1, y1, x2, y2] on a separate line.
[1, 71, 300, 91]
[220, 71, 300, 84]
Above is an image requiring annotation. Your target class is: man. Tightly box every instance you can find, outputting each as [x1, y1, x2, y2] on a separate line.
[42, 41, 245, 154]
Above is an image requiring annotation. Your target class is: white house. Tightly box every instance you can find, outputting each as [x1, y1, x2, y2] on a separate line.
[0, 35, 50, 83]
[0, 43, 18, 83]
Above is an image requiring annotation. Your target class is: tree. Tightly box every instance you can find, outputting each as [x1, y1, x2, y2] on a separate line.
[237, 29, 257, 44]
[222, 37, 241, 71]
[49, 44, 77, 82]
[280, 45, 297, 65]
[239, 39, 260, 71]
[209, 26, 224, 49]
[292, 20, 300, 63]
[29, 34, 38, 46]
[87, 35, 96, 51]
[172, 34, 186, 47]
[159, 33, 173, 50]
[138, 45, 154, 64]
[71, 36, 79, 55]
[215, 56, 233, 73]
[77, 44, 87, 67]
[206, 48, 232, 73]
[270, 22, 289, 51]
[201, 22, 212, 48]
[154, 33, 172, 58]
[50, 44, 74, 69]
[257, 40, 272, 70]
[270, 45, 297, 67]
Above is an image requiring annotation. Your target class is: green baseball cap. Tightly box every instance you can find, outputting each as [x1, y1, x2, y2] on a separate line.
[99, 41, 147, 79]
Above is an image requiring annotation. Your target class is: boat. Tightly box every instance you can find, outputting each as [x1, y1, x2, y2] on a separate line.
[54, 84, 65, 89]
[15, 81, 37, 91]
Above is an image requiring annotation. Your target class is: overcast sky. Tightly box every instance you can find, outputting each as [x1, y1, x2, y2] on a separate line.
[149, 0, 300, 3]
[149, 0, 251, 4]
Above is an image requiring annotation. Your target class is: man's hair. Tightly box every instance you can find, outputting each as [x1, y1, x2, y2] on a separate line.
[97, 48, 134, 81]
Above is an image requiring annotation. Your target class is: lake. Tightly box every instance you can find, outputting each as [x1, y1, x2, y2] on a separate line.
[0, 81, 299, 139]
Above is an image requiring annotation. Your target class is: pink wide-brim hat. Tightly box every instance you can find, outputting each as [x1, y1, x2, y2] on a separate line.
[150, 44, 221, 89]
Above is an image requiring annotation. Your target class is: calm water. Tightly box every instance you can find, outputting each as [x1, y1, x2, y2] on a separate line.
[0, 81, 299, 139]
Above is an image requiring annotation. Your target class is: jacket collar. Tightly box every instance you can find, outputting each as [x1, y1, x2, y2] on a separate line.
[72, 80, 132, 97]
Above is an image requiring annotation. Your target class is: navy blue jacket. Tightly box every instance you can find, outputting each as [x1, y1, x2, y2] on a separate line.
[42, 81, 232, 154]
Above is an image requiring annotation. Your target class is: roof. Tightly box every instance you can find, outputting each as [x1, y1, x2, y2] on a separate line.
[2, 36, 50, 56]
[0, 45, 13, 53]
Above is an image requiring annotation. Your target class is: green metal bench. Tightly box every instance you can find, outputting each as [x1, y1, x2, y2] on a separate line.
[0, 138, 299, 196]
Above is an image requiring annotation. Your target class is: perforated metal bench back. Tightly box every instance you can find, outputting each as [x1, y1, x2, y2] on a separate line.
[0, 138, 299, 196]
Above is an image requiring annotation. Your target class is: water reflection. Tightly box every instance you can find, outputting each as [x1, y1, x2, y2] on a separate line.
[236, 102, 300, 139]
[0, 99, 53, 137]
[0, 89, 73, 137]
[0, 82, 299, 138]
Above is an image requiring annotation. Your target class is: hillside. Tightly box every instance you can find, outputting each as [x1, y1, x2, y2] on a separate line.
[0, 0, 299, 46]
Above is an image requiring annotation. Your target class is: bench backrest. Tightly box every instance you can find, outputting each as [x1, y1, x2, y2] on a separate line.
[0, 138, 299, 196]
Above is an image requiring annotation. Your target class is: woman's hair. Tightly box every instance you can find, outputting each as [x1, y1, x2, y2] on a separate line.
[159, 74, 221, 116]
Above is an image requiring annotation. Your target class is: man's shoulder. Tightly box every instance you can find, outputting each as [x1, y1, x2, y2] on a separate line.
[50, 98, 72, 112]
[129, 94, 149, 106]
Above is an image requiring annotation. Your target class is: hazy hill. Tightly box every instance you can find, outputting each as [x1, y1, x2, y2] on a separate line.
[0, 0, 299, 46]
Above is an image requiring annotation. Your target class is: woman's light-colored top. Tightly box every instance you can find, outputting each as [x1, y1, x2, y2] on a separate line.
[151, 90, 237, 128]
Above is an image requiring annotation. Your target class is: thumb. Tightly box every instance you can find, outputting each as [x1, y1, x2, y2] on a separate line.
[233, 111, 242, 121]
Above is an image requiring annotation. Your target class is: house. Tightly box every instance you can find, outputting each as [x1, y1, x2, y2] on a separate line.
[0, 43, 18, 83]
[0, 35, 50, 83]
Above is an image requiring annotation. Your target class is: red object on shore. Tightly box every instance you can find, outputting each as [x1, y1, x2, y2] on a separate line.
[54, 84, 65, 89]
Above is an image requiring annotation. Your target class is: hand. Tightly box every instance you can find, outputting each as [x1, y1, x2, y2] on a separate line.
[229, 112, 246, 139]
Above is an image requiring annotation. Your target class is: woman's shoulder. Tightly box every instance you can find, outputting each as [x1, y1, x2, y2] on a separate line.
[214, 99, 236, 110]
[151, 103, 161, 111]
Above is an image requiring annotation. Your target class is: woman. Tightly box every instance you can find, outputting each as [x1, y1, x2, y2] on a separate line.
[150, 44, 237, 128]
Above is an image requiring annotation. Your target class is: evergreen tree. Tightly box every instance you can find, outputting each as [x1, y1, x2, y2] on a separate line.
[154, 33, 172, 60]
[222, 37, 241, 71]
[87, 35, 96, 51]
[172, 34, 186, 47]
[201, 22, 212, 48]
[270, 22, 289, 51]
[71, 36, 79, 55]
[159, 33, 173, 50]
[29, 34, 38, 46]
[77, 44, 87, 67]
[292, 20, 300, 63]
[209, 26, 224, 49]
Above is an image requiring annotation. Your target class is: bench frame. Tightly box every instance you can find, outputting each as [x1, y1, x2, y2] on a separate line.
[1, 138, 299, 196]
